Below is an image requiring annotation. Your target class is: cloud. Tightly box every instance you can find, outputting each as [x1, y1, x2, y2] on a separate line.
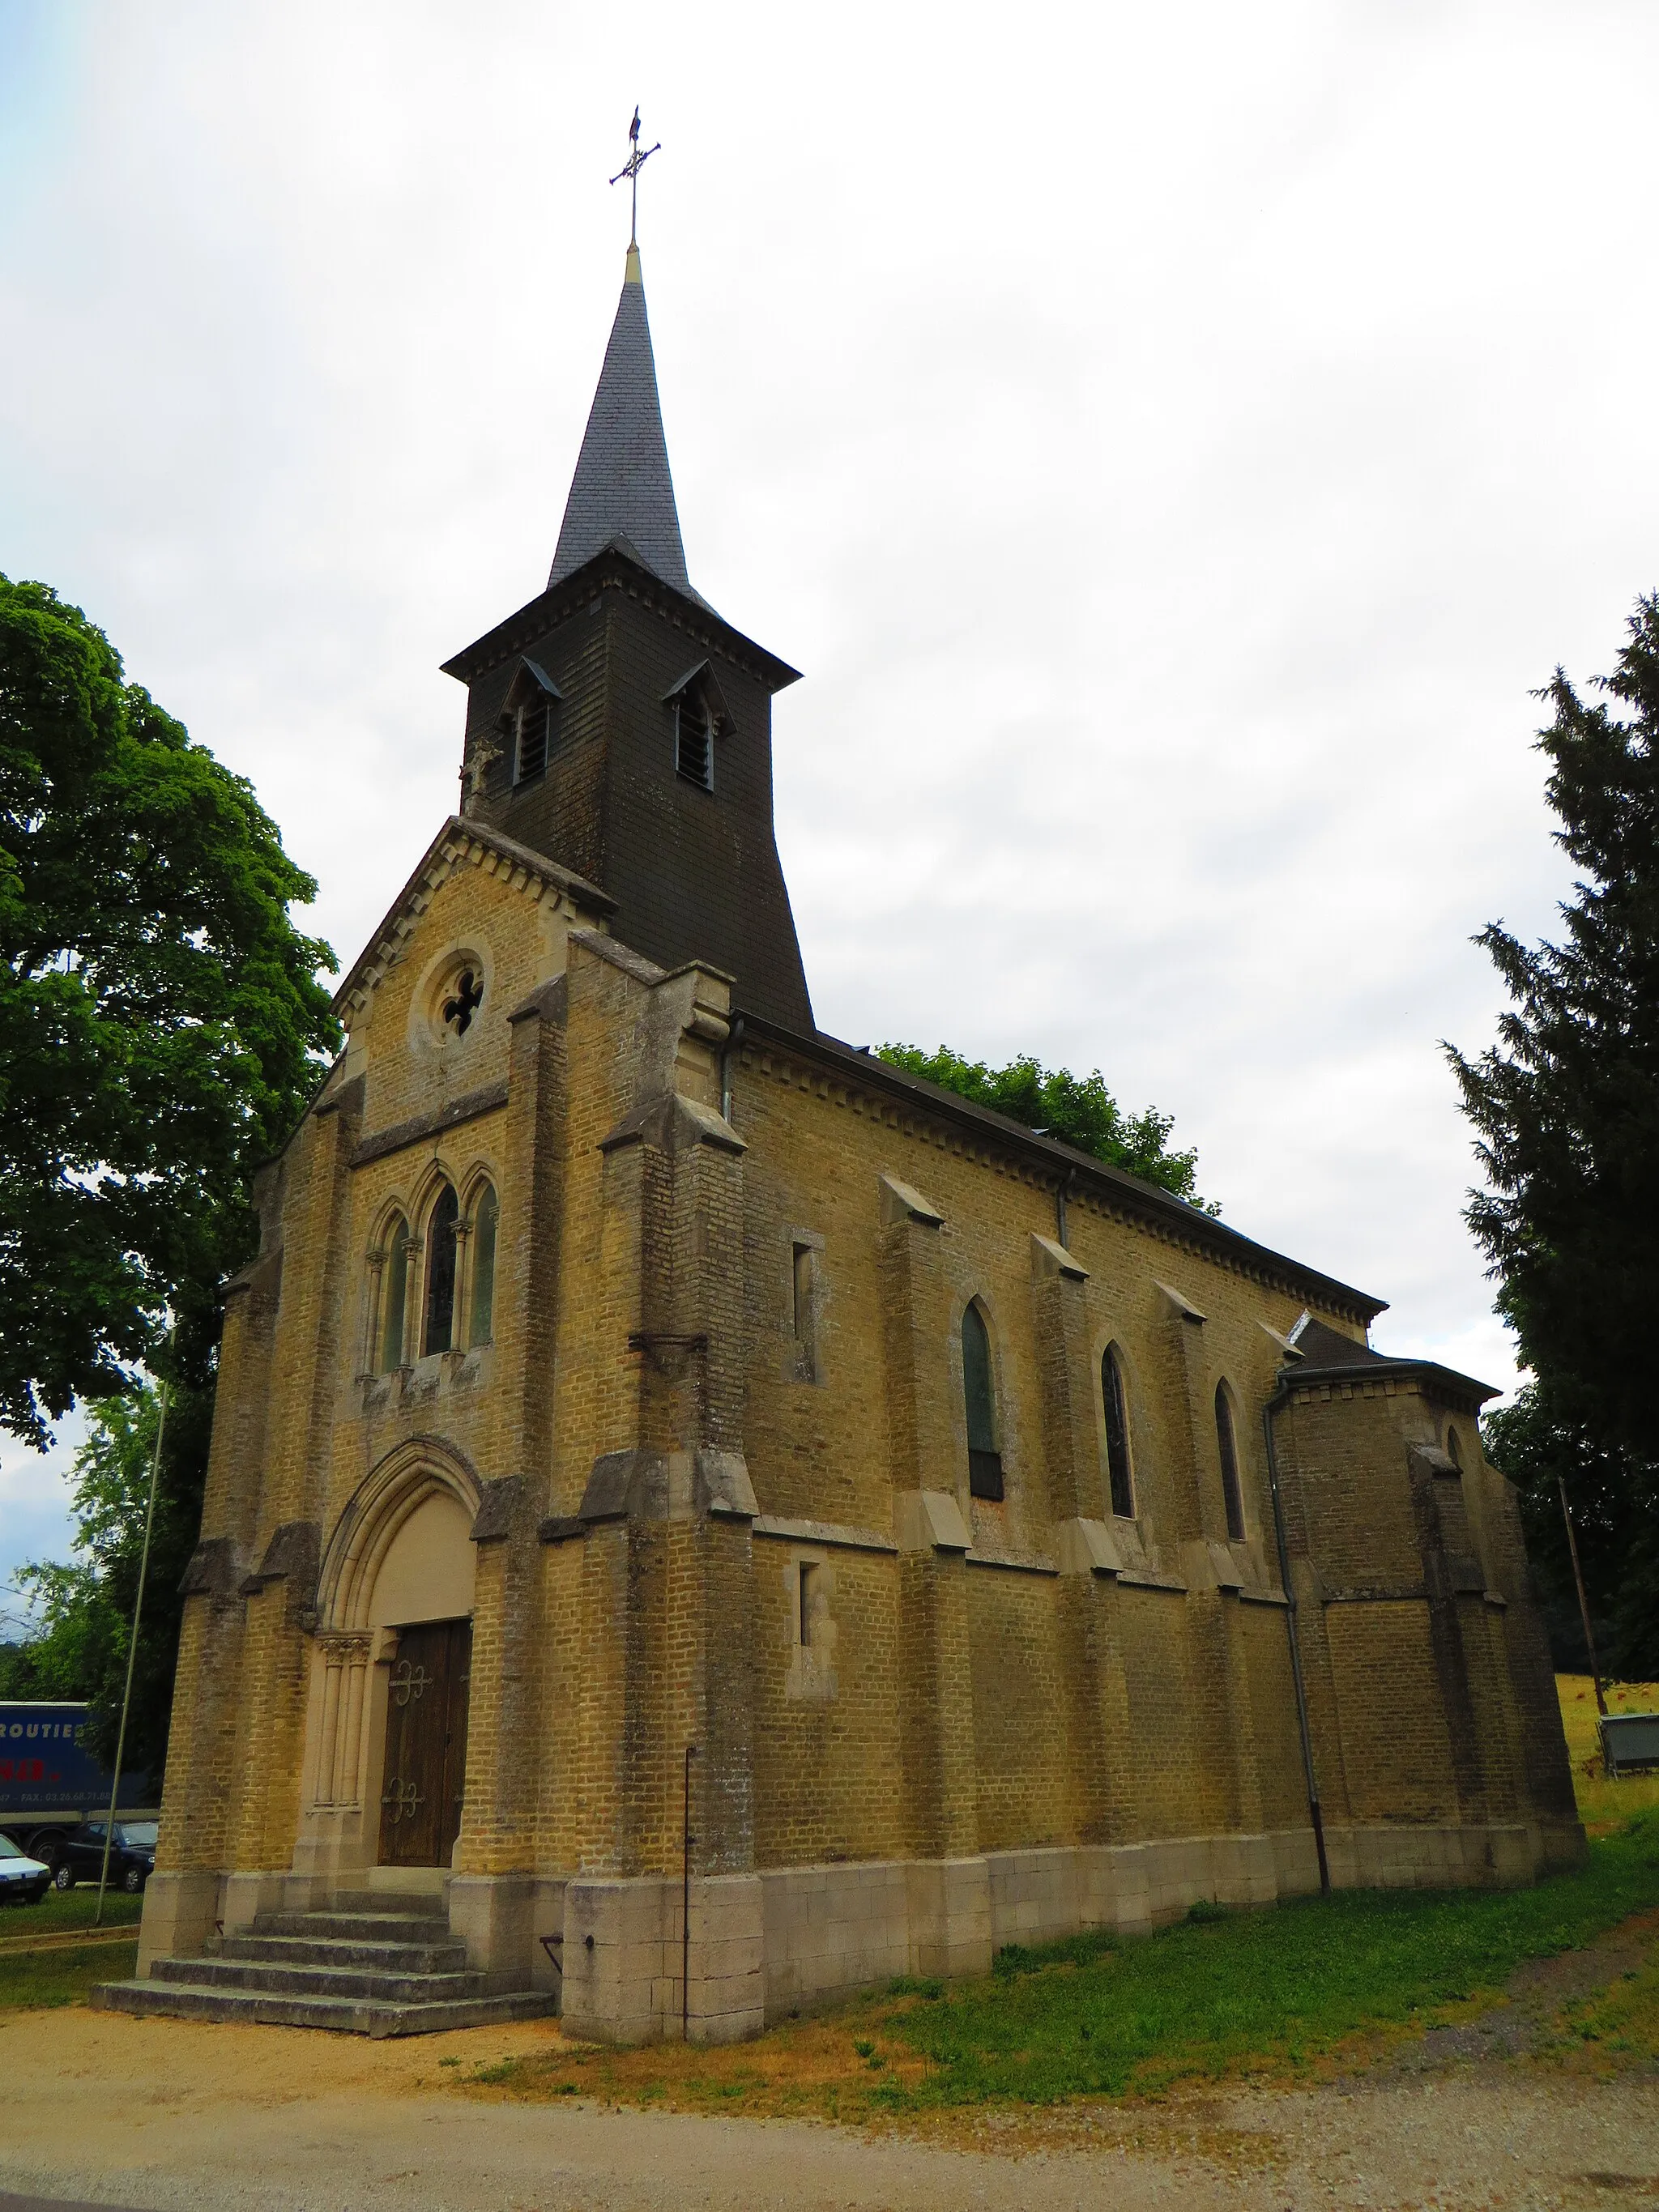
[4, 0, 1655, 1432]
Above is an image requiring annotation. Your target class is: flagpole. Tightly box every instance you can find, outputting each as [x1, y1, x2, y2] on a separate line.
[95, 1359, 172, 1928]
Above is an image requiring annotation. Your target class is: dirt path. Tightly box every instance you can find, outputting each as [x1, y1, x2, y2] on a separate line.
[2, 2001, 1656, 2212]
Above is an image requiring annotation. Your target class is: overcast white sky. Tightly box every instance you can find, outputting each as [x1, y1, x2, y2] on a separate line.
[3, 0, 1656, 1614]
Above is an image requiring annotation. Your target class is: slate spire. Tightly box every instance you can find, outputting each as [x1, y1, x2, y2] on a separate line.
[548, 247, 693, 596]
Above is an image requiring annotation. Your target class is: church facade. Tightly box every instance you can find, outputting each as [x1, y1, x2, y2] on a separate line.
[123, 244, 1582, 2044]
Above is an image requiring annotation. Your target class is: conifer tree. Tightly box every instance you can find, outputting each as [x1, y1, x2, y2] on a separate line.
[1452, 594, 1659, 1672]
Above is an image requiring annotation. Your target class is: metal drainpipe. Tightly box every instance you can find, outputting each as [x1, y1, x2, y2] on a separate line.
[1261, 1374, 1331, 1896]
[719, 1016, 745, 1124]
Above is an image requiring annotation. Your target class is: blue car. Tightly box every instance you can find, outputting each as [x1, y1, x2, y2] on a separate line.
[0, 1832, 52, 1906]
[52, 1818, 157, 1894]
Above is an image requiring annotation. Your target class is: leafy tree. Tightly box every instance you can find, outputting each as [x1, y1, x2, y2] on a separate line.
[876, 1044, 1218, 1213]
[1482, 1381, 1659, 1681]
[0, 1383, 211, 1783]
[0, 574, 338, 1442]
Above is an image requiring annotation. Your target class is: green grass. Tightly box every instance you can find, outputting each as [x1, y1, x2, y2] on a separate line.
[0, 1885, 143, 1935]
[882, 1811, 1659, 2105]
[475, 1813, 1659, 2120]
[0, 1939, 138, 2010]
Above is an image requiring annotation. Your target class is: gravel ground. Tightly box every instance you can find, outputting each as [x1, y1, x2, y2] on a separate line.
[2, 2004, 1656, 2212]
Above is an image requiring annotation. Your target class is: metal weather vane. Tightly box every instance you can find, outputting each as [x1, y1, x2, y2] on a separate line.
[610, 106, 660, 247]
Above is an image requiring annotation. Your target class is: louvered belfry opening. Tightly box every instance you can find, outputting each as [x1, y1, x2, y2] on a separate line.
[515, 701, 550, 783]
[675, 690, 714, 789]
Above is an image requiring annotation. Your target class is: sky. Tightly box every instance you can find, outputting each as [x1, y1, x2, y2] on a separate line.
[2, 0, 1656, 1616]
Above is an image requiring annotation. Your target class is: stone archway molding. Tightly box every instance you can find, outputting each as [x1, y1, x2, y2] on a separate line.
[317, 1435, 485, 1636]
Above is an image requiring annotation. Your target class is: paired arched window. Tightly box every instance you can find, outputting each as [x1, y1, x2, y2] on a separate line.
[379, 1214, 411, 1373]
[1101, 1346, 1135, 1519]
[962, 1301, 1004, 1500]
[371, 1176, 499, 1372]
[1215, 1383, 1246, 1541]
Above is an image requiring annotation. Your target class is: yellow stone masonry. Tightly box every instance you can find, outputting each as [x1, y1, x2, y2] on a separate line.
[138, 821, 1584, 2039]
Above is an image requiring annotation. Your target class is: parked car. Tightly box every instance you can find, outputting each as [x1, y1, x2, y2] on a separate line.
[0, 1832, 52, 1906]
[51, 1818, 157, 1894]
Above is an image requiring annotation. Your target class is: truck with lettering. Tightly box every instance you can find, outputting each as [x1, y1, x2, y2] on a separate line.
[0, 1702, 153, 1870]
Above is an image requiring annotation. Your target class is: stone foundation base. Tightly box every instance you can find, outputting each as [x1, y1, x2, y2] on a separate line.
[135, 1813, 1585, 2031]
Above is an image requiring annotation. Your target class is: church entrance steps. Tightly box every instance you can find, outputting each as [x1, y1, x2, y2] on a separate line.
[92, 1891, 553, 2038]
[90, 1977, 552, 2037]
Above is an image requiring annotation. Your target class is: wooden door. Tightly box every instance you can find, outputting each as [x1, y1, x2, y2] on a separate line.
[377, 1617, 471, 1868]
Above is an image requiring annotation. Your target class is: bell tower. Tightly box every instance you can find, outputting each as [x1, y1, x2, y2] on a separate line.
[443, 241, 814, 1035]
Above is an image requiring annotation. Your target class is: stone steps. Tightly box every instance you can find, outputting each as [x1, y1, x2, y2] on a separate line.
[221, 1932, 469, 1973]
[92, 1976, 552, 2038]
[92, 1889, 555, 2039]
[150, 1954, 491, 2005]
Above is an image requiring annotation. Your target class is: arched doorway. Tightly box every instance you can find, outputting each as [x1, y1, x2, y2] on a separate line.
[309, 1447, 479, 1874]
[369, 1490, 475, 1869]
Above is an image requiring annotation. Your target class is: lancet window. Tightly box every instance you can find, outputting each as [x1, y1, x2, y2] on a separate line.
[962, 1301, 1004, 1501]
[1215, 1383, 1246, 1541]
[423, 1183, 460, 1357]
[1102, 1345, 1136, 1519]
[378, 1213, 411, 1373]
[467, 1180, 498, 1348]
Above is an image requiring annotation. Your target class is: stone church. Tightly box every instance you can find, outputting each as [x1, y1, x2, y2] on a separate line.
[106, 237, 1583, 2043]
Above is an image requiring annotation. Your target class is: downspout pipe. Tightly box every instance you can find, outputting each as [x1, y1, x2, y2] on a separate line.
[719, 1016, 745, 1125]
[1261, 1371, 1332, 1897]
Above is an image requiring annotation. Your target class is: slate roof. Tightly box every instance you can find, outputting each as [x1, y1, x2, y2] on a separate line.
[1286, 1315, 1497, 1410]
[549, 247, 695, 599]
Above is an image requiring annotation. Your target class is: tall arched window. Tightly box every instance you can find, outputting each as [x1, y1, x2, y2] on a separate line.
[1215, 1383, 1246, 1541]
[379, 1214, 411, 1373]
[468, 1181, 498, 1348]
[423, 1183, 459, 1356]
[1445, 1424, 1463, 1468]
[962, 1302, 1004, 1501]
[1102, 1346, 1135, 1519]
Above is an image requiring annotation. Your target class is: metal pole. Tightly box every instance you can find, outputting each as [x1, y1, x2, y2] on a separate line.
[96, 1370, 171, 1927]
[1261, 1383, 1330, 1896]
[1558, 1476, 1606, 1718]
[681, 1743, 699, 2041]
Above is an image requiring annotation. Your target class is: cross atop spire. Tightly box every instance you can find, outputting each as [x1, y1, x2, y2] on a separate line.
[609, 106, 660, 249]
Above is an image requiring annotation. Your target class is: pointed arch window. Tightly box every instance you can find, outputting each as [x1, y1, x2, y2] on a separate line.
[962, 1302, 1004, 1501]
[379, 1214, 411, 1373]
[1215, 1383, 1246, 1541]
[423, 1184, 460, 1356]
[1102, 1346, 1135, 1519]
[468, 1181, 498, 1348]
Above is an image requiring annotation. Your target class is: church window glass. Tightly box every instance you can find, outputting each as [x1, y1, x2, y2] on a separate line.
[1215, 1383, 1245, 1541]
[423, 1184, 460, 1356]
[798, 1562, 817, 1647]
[379, 1215, 410, 1372]
[468, 1181, 498, 1348]
[1102, 1346, 1135, 1518]
[962, 1302, 1004, 1501]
